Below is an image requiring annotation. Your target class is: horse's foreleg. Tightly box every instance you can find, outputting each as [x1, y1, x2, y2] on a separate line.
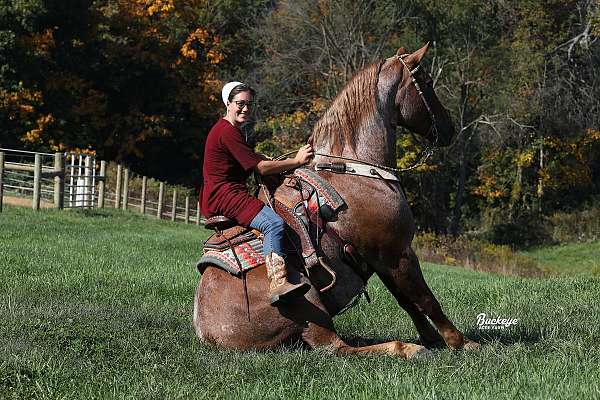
[379, 283, 444, 348]
[301, 322, 431, 359]
[378, 249, 480, 350]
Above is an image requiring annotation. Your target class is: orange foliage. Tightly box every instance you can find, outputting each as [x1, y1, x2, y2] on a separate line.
[180, 27, 224, 65]
[23, 28, 56, 56]
[472, 174, 509, 199]
[143, 0, 175, 16]
[0, 87, 43, 121]
[22, 114, 54, 145]
[540, 129, 600, 190]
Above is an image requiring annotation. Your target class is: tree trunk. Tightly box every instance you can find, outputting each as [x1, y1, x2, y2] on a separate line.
[450, 133, 466, 236]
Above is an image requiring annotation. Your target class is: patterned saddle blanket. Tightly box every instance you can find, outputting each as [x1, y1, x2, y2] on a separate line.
[197, 227, 265, 277]
[196, 167, 346, 277]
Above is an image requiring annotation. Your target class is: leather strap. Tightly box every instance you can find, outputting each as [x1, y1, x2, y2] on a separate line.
[315, 162, 400, 182]
[273, 199, 320, 269]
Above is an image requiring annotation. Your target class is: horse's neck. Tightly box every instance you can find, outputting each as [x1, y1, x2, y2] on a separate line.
[314, 114, 397, 167]
[356, 115, 397, 166]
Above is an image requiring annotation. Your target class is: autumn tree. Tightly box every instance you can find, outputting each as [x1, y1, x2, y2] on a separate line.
[0, 0, 49, 149]
[246, 0, 414, 155]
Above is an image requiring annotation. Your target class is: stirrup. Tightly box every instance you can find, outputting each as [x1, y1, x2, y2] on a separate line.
[269, 281, 311, 305]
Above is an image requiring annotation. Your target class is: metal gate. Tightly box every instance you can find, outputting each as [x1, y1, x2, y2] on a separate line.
[64, 152, 97, 208]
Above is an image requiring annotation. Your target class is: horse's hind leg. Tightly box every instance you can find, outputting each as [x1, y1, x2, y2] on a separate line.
[378, 248, 479, 350]
[301, 321, 431, 359]
[287, 285, 430, 358]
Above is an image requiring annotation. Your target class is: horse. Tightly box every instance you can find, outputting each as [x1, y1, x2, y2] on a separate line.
[193, 43, 480, 358]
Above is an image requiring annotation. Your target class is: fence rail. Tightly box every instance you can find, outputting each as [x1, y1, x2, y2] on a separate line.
[0, 147, 203, 225]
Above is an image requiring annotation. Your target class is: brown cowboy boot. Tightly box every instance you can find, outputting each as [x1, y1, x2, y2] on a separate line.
[266, 252, 310, 305]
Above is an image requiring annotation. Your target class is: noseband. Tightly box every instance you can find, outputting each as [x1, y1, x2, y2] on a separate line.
[313, 54, 441, 180]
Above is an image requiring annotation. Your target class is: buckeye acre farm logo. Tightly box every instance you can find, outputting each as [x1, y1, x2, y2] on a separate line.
[476, 313, 518, 330]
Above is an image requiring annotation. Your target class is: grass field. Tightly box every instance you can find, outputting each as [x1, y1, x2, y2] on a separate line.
[1, 206, 599, 399]
[523, 241, 600, 276]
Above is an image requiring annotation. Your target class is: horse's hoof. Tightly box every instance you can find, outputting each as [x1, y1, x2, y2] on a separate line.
[463, 338, 481, 351]
[403, 343, 432, 360]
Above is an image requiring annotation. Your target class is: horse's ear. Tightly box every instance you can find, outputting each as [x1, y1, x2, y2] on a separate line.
[405, 42, 430, 65]
[396, 47, 407, 57]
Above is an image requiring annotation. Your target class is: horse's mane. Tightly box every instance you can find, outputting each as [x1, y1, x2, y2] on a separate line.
[309, 60, 382, 154]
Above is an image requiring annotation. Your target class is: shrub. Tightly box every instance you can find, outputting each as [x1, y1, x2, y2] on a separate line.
[483, 214, 554, 249]
[413, 232, 546, 277]
[547, 206, 600, 243]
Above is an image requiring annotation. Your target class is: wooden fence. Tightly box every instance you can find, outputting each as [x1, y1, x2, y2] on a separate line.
[0, 148, 202, 225]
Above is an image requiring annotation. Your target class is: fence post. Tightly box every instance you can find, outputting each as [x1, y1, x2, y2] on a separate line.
[140, 176, 147, 214]
[84, 156, 92, 208]
[53, 152, 65, 209]
[122, 167, 129, 211]
[196, 198, 200, 226]
[98, 161, 106, 208]
[157, 182, 164, 219]
[33, 153, 41, 210]
[171, 189, 177, 221]
[115, 164, 122, 209]
[185, 196, 190, 224]
[0, 152, 4, 213]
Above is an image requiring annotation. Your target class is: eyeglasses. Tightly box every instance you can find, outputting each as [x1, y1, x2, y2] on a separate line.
[233, 100, 254, 109]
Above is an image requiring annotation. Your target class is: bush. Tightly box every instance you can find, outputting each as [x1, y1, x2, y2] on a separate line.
[547, 206, 600, 243]
[413, 232, 546, 277]
[484, 215, 554, 249]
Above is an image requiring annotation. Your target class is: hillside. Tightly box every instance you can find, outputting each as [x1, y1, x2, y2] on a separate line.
[522, 242, 600, 276]
[1, 206, 599, 399]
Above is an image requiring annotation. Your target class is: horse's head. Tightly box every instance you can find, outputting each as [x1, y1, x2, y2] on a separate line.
[379, 43, 455, 147]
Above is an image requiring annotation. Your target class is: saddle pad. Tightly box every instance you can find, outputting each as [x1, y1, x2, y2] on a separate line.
[294, 168, 345, 212]
[197, 237, 265, 277]
[204, 226, 255, 250]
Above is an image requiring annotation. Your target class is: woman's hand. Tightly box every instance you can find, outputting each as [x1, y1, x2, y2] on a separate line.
[255, 144, 314, 176]
[294, 144, 314, 166]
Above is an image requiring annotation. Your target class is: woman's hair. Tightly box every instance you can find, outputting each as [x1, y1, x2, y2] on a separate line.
[228, 84, 256, 102]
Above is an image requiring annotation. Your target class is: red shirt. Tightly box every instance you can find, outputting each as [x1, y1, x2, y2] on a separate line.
[200, 118, 264, 226]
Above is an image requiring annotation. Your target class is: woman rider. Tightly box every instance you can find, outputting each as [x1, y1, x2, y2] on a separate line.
[201, 81, 312, 305]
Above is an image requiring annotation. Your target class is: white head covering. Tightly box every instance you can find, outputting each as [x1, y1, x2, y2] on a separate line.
[221, 81, 244, 107]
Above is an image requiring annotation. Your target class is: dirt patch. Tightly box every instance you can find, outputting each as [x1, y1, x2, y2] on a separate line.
[1, 195, 54, 209]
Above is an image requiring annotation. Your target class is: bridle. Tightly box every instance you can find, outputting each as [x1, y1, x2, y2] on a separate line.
[309, 53, 441, 177]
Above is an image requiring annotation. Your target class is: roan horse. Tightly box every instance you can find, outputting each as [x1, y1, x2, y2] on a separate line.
[193, 44, 479, 358]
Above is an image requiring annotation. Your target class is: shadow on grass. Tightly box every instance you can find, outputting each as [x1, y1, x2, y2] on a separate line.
[68, 209, 112, 218]
[463, 327, 542, 346]
[341, 327, 542, 350]
[342, 335, 418, 347]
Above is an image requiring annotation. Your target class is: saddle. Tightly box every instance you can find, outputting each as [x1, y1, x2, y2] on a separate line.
[197, 167, 347, 279]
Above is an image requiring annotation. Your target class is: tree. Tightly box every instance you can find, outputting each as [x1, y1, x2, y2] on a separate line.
[245, 0, 414, 155]
[0, 0, 49, 149]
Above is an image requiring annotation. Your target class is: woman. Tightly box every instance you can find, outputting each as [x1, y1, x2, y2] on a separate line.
[201, 81, 312, 305]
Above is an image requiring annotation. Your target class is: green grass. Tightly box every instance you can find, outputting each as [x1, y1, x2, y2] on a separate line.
[522, 241, 600, 276]
[1, 206, 600, 399]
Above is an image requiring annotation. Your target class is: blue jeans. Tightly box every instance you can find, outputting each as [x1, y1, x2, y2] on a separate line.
[249, 206, 286, 257]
